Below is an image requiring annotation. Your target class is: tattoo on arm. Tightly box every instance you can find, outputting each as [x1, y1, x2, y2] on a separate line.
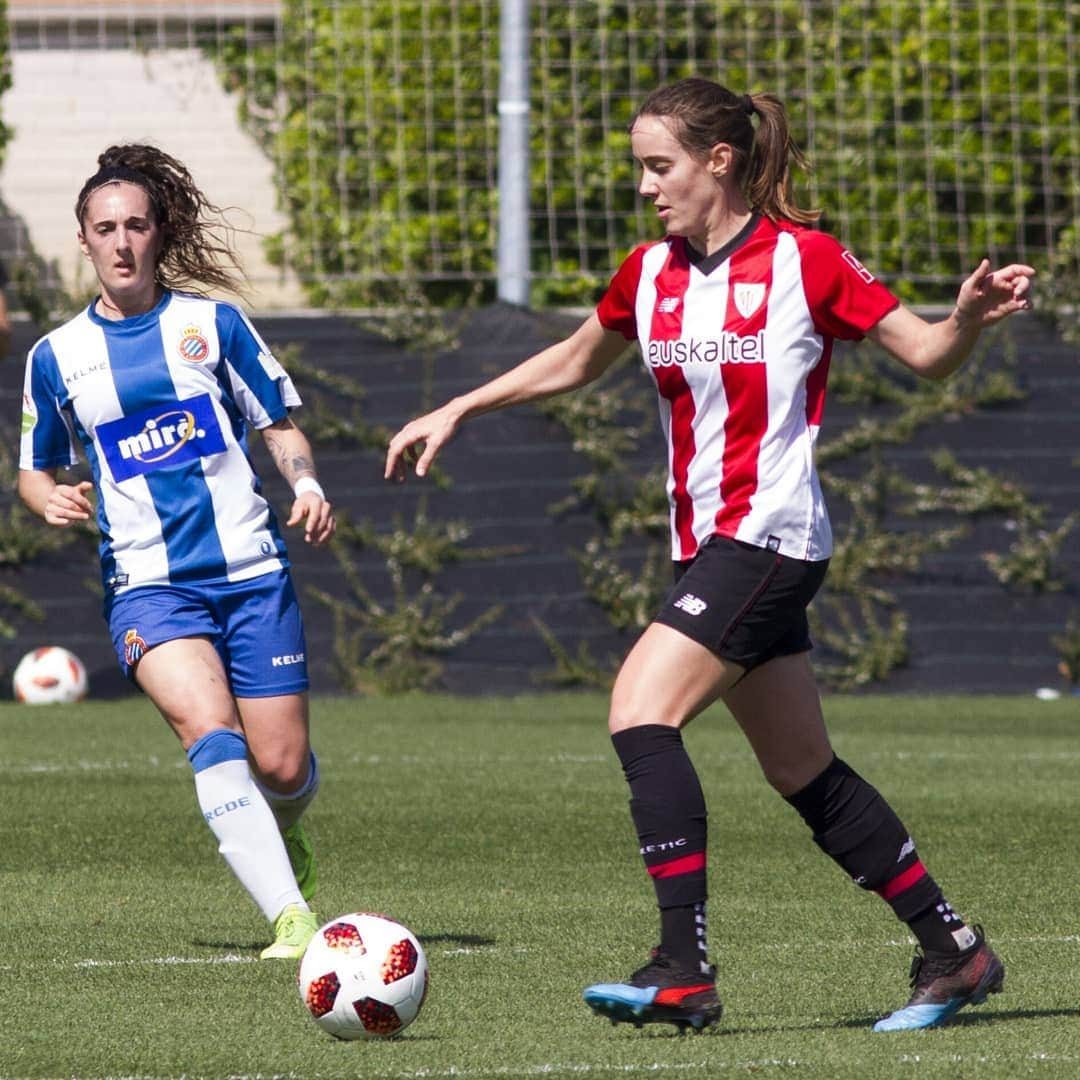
[263, 428, 316, 488]
[286, 454, 316, 485]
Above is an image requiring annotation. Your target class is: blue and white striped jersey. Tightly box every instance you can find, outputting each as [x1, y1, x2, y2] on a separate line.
[20, 290, 302, 594]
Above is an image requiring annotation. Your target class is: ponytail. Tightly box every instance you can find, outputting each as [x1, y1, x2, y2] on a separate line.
[743, 93, 819, 225]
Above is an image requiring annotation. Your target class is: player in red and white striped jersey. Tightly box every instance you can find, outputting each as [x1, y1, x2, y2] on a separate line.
[385, 77, 1034, 1033]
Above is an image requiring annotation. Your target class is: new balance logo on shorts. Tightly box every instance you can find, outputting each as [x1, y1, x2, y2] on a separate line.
[673, 593, 708, 616]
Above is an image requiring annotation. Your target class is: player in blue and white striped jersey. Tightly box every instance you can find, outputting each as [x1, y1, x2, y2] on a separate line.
[18, 144, 335, 960]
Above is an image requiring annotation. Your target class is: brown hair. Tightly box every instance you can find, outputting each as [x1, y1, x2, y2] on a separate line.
[76, 144, 247, 296]
[633, 78, 819, 225]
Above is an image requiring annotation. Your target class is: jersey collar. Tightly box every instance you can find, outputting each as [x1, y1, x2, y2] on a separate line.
[86, 288, 172, 331]
[683, 213, 761, 276]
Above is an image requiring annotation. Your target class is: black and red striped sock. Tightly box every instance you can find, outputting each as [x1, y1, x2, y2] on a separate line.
[612, 724, 710, 973]
[785, 756, 972, 954]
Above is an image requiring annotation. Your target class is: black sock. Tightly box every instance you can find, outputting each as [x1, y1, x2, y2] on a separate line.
[612, 725, 709, 970]
[908, 898, 977, 954]
[785, 756, 969, 953]
[660, 901, 710, 974]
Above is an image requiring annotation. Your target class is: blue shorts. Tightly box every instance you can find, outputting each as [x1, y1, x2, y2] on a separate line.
[104, 571, 309, 697]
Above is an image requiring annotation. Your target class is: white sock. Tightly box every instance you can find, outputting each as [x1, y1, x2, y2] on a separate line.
[256, 751, 319, 831]
[188, 729, 307, 922]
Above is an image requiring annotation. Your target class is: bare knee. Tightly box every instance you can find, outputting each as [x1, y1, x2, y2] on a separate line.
[250, 745, 310, 793]
[607, 624, 731, 736]
[757, 745, 834, 798]
[608, 699, 679, 736]
[608, 664, 684, 734]
[760, 761, 814, 798]
[237, 693, 311, 792]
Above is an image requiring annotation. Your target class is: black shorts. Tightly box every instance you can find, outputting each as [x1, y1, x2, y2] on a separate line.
[653, 535, 829, 673]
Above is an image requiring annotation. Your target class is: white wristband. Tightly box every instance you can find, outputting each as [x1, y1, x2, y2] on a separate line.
[293, 476, 325, 500]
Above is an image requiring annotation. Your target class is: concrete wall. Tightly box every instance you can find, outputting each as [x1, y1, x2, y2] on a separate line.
[0, 1, 300, 308]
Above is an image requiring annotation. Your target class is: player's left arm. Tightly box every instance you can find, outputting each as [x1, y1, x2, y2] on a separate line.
[260, 417, 336, 546]
[868, 259, 1036, 380]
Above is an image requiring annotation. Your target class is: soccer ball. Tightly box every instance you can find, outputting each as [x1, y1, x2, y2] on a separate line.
[12, 646, 89, 704]
[298, 912, 429, 1040]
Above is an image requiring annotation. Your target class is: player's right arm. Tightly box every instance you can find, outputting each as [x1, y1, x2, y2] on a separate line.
[17, 468, 93, 527]
[385, 312, 628, 481]
[19, 335, 86, 526]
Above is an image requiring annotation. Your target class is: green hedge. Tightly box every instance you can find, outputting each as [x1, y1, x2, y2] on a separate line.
[216, 1, 1076, 306]
[0, 2, 12, 169]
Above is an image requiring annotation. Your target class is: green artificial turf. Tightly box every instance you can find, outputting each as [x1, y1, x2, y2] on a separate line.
[2, 692, 1078, 1078]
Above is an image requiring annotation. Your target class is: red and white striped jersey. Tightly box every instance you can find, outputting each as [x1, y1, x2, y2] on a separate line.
[596, 214, 899, 562]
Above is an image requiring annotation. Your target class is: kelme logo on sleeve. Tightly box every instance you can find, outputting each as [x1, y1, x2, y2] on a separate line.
[98, 393, 227, 482]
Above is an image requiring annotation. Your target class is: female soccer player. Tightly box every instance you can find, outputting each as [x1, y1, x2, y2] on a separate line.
[18, 145, 335, 960]
[385, 79, 1035, 1031]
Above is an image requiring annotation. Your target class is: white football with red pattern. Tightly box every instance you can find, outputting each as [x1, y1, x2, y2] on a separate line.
[298, 912, 428, 1040]
[12, 646, 88, 704]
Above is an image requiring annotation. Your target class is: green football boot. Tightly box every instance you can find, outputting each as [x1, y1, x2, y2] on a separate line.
[260, 903, 319, 960]
[283, 820, 318, 902]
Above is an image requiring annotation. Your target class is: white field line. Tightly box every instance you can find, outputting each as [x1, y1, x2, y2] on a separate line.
[355, 1056, 1080, 1079]
[0, 757, 182, 774]
[295, 1063, 808, 1077]
[73, 954, 257, 969]
[0, 754, 616, 773]
[11, 1051, 1079, 1080]
[380, 1057, 1080, 1079]
[0, 931, 1073, 977]
[742, 932, 1080, 952]
[7, 747, 1080, 776]
[0, 944, 533, 974]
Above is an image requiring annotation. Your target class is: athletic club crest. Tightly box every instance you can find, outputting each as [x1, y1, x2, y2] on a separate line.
[177, 326, 210, 363]
[732, 282, 766, 319]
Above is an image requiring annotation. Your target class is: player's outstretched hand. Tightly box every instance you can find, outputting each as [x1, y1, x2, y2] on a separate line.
[955, 259, 1036, 327]
[43, 480, 93, 527]
[384, 403, 461, 482]
[287, 492, 336, 546]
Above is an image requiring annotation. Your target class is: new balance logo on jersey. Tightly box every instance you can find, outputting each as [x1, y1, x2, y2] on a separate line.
[673, 593, 708, 616]
[647, 330, 765, 367]
[657, 296, 680, 313]
[98, 393, 227, 483]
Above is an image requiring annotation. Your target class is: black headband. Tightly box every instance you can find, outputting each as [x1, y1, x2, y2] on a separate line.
[742, 93, 755, 117]
[75, 165, 158, 221]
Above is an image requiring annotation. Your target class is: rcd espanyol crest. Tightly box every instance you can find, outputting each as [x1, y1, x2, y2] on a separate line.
[177, 325, 210, 363]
